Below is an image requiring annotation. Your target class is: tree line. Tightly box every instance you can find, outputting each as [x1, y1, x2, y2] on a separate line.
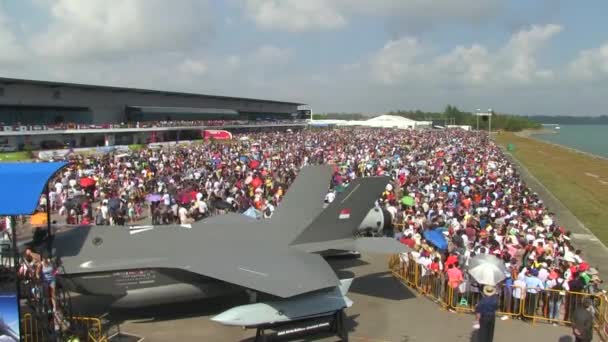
[526, 115, 608, 125]
[313, 105, 542, 132]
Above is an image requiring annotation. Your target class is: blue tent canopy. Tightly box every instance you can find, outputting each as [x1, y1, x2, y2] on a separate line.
[0, 162, 69, 215]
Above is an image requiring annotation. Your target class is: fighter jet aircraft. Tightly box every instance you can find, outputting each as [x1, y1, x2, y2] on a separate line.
[33, 165, 408, 308]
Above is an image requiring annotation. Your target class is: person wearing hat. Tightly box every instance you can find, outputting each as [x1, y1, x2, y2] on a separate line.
[475, 285, 499, 342]
[572, 297, 594, 342]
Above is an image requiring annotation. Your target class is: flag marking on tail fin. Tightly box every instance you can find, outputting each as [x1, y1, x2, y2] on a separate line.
[338, 209, 351, 220]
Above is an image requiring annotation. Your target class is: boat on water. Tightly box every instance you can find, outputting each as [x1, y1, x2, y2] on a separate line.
[554, 126, 561, 131]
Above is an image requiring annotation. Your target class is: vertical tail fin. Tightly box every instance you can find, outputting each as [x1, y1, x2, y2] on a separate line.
[268, 165, 334, 243]
[289, 176, 390, 247]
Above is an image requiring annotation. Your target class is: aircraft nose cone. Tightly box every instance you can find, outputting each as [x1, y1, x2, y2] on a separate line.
[211, 309, 241, 326]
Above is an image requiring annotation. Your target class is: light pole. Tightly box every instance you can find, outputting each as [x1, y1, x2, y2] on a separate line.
[475, 108, 493, 139]
[488, 108, 493, 136]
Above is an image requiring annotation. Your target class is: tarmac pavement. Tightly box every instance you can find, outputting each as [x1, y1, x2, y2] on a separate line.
[69, 253, 577, 342]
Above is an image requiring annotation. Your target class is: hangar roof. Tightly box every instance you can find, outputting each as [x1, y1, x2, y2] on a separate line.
[0, 77, 304, 106]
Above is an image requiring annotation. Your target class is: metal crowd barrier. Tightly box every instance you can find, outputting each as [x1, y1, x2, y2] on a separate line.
[21, 313, 41, 342]
[599, 294, 608, 341]
[389, 253, 608, 336]
[20, 314, 108, 342]
[71, 316, 107, 342]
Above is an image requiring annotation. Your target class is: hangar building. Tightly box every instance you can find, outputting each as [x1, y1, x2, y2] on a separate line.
[0, 77, 304, 125]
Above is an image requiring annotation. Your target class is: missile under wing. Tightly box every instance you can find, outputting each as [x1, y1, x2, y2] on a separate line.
[211, 278, 353, 327]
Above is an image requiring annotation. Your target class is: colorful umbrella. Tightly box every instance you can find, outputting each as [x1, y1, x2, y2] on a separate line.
[401, 196, 415, 206]
[423, 229, 448, 250]
[177, 191, 197, 204]
[250, 177, 263, 189]
[249, 160, 260, 169]
[145, 193, 163, 202]
[467, 254, 507, 286]
[79, 177, 96, 188]
[30, 212, 48, 226]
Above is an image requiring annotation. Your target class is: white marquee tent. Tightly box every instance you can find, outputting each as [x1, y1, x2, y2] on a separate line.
[311, 115, 431, 129]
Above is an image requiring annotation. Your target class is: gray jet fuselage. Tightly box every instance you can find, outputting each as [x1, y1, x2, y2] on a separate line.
[60, 267, 242, 308]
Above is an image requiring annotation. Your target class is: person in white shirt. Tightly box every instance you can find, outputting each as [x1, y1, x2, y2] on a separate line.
[324, 191, 336, 204]
[178, 206, 189, 224]
[417, 251, 432, 293]
[513, 273, 527, 316]
[538, 264, 550, 283]
[100, 202, 109, 224]
[54, 182, 63, 194]
[546, 274, 568, 324]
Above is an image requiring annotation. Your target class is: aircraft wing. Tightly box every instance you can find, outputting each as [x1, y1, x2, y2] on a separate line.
[191, 244, 340, 298]
[54, 222, 340, 298]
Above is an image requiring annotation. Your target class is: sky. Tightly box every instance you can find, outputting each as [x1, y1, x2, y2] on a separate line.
[0, 0, 607, 116]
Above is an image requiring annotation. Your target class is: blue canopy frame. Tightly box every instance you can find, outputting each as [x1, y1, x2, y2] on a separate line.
[0, 161, 68, 340]
[0, 162, 68, 215]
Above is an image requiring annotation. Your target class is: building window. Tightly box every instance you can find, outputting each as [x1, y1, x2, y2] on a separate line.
[53, 90, 61, 99]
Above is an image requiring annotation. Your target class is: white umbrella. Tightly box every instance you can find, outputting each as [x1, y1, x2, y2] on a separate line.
[467, 254, 507, 286]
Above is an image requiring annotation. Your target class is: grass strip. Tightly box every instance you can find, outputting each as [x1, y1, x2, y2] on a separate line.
[495, 131, 608, 244]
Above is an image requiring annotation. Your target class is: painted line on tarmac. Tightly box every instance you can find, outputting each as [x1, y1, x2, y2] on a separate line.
[352, 336, 394, 342]
[572, 233, 600, 242]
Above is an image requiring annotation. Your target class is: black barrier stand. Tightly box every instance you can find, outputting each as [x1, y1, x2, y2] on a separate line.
[253, 309, 347, 342]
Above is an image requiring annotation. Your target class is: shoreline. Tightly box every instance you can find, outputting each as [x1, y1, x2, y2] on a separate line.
[517, 129, 608, 161]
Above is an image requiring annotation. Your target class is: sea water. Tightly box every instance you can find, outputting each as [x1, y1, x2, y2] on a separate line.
[533, 125, 608, 158]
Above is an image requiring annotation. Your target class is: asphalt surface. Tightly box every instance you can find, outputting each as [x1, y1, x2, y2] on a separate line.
[66, 253, 577, 342]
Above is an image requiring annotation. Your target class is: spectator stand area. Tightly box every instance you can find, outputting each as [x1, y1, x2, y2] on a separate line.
[0, 162, 106, 342]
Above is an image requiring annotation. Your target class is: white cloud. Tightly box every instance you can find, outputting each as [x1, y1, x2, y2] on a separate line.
[368, 24, 563, 87]
[500, 24, 562, 82]
[568, 43, 608, 81]
[251, 45, 292, 66]
[244, 0, 346, 32]
[434, 45, 492, 85]
[244, 0, 502, 33]
[29, 0, 213, 60]
[178, 59, 208, 76]
[369, 38, 427, 84]
[0, 9, 26, 63]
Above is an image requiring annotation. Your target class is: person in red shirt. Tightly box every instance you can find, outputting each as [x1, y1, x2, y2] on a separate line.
[430, 257, 441, 273]
[399, 234, 416, 249]
[447, 263, 464, 312]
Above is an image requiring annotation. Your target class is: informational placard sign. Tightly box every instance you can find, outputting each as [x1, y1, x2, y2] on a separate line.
[0, 294, 19, 341]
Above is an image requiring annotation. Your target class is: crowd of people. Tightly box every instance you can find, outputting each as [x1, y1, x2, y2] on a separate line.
[26, 126, 603, 330]
[0, 118, 307, 132]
